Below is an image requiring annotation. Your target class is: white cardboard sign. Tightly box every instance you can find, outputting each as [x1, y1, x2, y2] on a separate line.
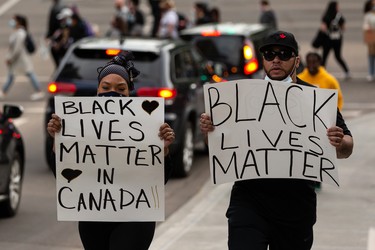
[204, 79, 339, 186]
[54, 96, 165, 221]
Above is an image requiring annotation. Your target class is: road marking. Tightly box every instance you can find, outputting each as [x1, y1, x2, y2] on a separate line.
[0, 0, 20, 16]
[150, 182, 231, 250]
[368, 228, 375, 250]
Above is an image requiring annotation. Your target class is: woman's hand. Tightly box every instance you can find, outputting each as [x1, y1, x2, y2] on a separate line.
[47, 113, 62, 138]
[199, 113, 215, 144]
[159, 123, 175, 156]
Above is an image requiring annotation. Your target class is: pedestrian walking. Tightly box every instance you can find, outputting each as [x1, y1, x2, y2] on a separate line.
[199, 30, 354, 250]
[45, 0, 66, 68]
[127, 0, 145, 36]
[259, 0, 277, 30]
[320, 1, 351, 79]
[363, 0, 375, 81]
[298, 52, 344, 111]
[0, 14, 45, 101]
[47, 51, 175, 250]
[148, 0, 161, 37]
[157, 0, 179, 39]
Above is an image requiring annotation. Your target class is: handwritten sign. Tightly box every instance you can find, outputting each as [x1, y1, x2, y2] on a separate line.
[54, 96, 165, 221]
[204, 79, 339, 186]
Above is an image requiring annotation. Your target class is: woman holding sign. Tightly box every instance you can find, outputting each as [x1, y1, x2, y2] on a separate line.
[47, 51, 175, 250]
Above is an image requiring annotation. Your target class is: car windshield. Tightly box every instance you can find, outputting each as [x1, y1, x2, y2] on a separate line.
[189, 36, 243, 67]
[57, 49, 162, 87]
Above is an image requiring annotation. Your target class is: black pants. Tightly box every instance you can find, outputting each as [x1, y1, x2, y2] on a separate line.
[322, 38, 349, 73]
[226, 206, 313, 250]
[78, 221, 156, 250]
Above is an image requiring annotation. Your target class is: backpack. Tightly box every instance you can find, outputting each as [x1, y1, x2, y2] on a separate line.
[25, 32, 36, 54]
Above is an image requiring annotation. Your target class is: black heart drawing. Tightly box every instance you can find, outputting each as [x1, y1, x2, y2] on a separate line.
[61, 168, 82, 183]
[142, 100, 159, 115]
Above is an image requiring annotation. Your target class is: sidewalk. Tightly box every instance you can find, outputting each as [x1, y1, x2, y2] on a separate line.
[150, 112, 375, 250]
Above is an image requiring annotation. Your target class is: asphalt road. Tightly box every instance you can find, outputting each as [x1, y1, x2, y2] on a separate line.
[0, 0, 374, 249]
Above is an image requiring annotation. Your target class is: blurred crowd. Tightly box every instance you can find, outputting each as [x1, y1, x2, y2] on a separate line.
[2, 0, 374, 101]
[42, 0, 221, 69]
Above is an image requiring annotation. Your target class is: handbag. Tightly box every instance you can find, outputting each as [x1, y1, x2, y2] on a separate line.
[312, 30, 328, 48]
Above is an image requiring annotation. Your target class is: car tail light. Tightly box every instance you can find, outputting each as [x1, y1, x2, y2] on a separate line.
[137, 87, 177, 99]
[243, 45, 254, 60]
[244, 61, 259, 75]
[201, 30, 221, 37]
[48, 82, 77, 94]
[106, 49, 121, 56]
[12, 132, 21, 139]
[243, 40, 259, 75]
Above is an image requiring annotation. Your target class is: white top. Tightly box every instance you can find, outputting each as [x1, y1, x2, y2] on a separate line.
[363, 12, 375, 30]
[158, 9, 179, 39]
[6, 28, 34, 74]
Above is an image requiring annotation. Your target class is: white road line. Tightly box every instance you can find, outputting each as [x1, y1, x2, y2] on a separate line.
[0, 0, 21, 16]
[368, 228, 375, 250]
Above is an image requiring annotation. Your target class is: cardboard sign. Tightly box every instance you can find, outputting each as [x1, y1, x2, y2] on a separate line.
[204, 79, 339, 186]
[54, 96, 165, 221]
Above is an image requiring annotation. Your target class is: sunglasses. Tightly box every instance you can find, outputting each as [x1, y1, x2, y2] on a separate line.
[263, 50, 295, 61]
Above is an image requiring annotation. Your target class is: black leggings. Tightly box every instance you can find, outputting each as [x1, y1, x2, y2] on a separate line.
[322, 38, 349, 73]
[78, 221, 156, 250]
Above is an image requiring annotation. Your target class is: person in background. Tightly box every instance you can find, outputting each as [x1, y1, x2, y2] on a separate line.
[200, 30, 354, 250]
[194, 2, 212, 25]
[148, 0, 161, 37]
[0, 14, 45, 101]
[157, 0, 179, 39]
[49, 7, 72, 67]
[45, 0, 66, 67]
[298, 52, 344, 111]
[259, 0, 277, 30]
[210, 7, 221, 23]
[363, 0, 375, 81]
[47, 51, 175, 250]
[106, 0, 129, 38]
[127, 0, 145, 36]
[320, 1, 351, 80]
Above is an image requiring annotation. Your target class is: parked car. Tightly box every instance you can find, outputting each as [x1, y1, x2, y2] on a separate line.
[44, 37, 220, 177]
[0, 104, 24, 218]
[180, 22, 274, 80]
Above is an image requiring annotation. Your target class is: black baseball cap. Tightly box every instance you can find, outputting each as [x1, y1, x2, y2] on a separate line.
[259, 31, 299, 55]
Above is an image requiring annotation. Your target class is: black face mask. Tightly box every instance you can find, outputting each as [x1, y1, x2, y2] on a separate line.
[97, 91, 124, 97]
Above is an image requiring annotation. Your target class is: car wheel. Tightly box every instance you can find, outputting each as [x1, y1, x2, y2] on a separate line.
[0, 153, 23, 217]
[173, 122, 194, 177]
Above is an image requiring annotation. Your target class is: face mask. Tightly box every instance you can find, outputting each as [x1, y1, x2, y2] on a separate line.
[8, 19, 16, 28]
[264, 58, 296, 83]
[264, 74, 293, 83]
[65, 18, 72, 26]
[97, 91, 124, 97]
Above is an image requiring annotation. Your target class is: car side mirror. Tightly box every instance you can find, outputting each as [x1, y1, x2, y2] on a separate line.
[3, 104, 23, 119]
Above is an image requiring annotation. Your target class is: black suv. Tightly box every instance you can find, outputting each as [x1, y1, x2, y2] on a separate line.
[180, 22, 274, 80]
[45, 37, 216, 177]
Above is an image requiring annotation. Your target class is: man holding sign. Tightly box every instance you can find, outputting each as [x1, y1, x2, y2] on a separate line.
[200, 31, 353, 250]
[47, 52, 175, 250]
